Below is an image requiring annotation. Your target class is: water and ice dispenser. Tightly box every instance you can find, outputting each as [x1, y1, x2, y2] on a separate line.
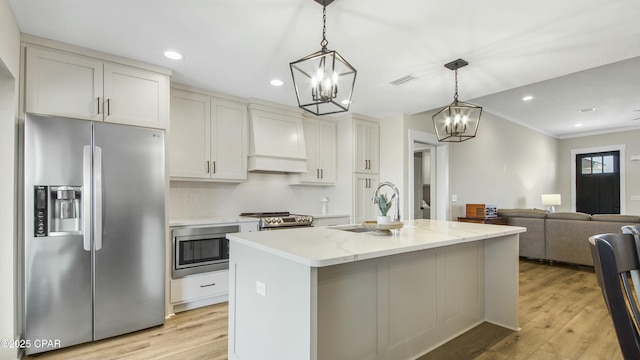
[34, 185, 83, 236]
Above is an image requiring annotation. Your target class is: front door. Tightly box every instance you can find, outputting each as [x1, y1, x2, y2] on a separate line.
[576, 151, 620, 214]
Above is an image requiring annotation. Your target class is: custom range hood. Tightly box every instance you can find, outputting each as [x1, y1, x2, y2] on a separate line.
[247, 100, 307, 173]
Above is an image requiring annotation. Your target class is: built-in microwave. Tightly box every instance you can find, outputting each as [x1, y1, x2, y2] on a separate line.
[172, 225, 239, 278]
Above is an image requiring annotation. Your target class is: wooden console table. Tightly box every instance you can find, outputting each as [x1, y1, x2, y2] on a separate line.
[458, 216, 508, 225]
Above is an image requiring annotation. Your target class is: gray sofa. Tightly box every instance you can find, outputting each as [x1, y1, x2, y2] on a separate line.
[498, 209, 640, 266]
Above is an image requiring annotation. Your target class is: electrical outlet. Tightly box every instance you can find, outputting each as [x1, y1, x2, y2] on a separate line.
[256, 281, 266, 297]
[189, 193, 197, 204]
[451, 194, 458, 202]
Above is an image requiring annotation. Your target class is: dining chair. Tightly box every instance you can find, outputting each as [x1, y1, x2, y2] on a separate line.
[589, 233, 640, 360]
[622, 225, 640, 301]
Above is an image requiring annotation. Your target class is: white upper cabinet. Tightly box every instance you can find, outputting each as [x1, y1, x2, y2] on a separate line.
[25, 47, 104, 121]
[210, 99, 248, 180]
[169, 87, 248, 181]
[25, 46, 169, 129]
[291, 116, 336, 185]
[354, 118, 379, 174]
[169, 89, 210, 179]
[102, 63, 168, 128]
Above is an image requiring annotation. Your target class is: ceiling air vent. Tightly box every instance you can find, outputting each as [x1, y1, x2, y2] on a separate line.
[390, 74, 416, 86]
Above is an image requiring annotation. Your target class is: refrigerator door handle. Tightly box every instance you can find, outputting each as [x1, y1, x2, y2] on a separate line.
[83, 145, 92, 251]
[94, 146, 103, 251]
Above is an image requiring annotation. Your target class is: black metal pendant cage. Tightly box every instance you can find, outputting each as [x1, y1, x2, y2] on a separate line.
[432, 100, 482, 142]
[432, 58, 482, 142]
[290, 0, 356, 116]
[290, 48, 357, 115]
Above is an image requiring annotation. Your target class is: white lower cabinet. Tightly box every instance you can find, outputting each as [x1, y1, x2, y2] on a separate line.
[171, 270, 229, 312]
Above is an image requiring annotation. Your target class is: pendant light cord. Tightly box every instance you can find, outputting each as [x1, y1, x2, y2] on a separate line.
[453, 69, 459, 102]
[320, 5, 328, 49]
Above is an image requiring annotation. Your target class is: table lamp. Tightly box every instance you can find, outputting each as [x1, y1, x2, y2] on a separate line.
[541, 194, 561, 213]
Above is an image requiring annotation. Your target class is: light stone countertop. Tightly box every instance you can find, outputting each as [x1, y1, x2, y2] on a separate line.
[169, 217, 260, 227]
[227, 219, 526, 267]
[169, 214, 350, 227]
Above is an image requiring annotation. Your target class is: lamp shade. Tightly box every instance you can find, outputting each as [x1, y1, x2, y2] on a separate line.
[541, 194, 561, 206]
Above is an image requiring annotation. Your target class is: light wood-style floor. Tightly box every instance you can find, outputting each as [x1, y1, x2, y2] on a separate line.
[26, 260, 622, 360]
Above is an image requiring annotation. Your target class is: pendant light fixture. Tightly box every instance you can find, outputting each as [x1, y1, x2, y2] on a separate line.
[432, 59, 482, 142]
[290, 0, 357, 116]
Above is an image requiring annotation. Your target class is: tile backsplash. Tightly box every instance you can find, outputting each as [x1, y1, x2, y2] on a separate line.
[169, 172, 347, 219]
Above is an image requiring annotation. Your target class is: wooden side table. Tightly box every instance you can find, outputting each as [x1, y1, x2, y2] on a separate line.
[458, 216, 508, 225]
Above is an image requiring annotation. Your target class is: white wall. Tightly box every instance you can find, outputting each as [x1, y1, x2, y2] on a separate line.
[409, 110, 558, 219]
[379, 113, 406, 217]
[558, 129, 640, 214]
[0, 0, 21, 359]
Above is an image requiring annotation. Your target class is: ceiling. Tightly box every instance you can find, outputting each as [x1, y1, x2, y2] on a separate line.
[7, 0, 640, 138]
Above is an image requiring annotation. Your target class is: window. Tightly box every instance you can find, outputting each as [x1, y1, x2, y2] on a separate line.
[581, 155, 615, 175]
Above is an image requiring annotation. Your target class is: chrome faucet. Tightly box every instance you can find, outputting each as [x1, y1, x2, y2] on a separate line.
[373, 182, 400, 222]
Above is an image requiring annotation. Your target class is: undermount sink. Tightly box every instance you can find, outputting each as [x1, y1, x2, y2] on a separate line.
[329, 224, 375, 233]
[339, 227, 375, 233]
[331, 221, 404, 236]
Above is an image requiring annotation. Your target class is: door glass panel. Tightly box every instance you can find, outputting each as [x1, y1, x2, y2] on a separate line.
[592, 156, 603, 173]
[603, 155, 614, 173]
[582, 157, 592, 174]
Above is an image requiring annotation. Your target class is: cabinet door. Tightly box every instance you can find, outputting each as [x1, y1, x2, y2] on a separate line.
[210, 99, 248, 181]
[354, 174, 379, 223]
[353, 119, 379, 174]
[169, 89, 211, 178]
[25, 47, 103, 121]
[299, 119, 320, 183]
[317, 120, 336, 183]
[103, 63, 169, 129]
[366, 122, 380, 174]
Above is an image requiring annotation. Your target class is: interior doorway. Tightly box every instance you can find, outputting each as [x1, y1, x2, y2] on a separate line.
[408, 130, 449, 220]
[413, 148, 432, 219]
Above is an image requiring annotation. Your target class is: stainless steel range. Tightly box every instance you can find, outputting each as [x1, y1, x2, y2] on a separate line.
[240, 212, 313, 230]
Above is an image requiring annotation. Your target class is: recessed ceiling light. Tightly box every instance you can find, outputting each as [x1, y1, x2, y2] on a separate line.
[522, 95, 533, 101]
[578, 107, 596, 113]
[270, 79, 284, 86]
[164, 50, 183, 60]
[575, 123, 584, 127]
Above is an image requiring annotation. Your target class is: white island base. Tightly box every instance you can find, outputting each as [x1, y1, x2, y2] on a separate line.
[228, 219, 524, 360]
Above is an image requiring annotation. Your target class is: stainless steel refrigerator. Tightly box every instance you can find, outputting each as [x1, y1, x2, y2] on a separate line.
[23, 114, 166, 355]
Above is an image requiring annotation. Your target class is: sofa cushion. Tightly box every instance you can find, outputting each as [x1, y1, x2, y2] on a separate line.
[546, 212, 591, 221]
[498, 208, 547, 219]
[591, 214, 640, 223]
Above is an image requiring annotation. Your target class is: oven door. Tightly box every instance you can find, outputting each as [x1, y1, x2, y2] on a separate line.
[172, 225, 238, 278]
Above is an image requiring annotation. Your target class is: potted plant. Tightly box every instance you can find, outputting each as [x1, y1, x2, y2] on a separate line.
[374, 193, 395, 224]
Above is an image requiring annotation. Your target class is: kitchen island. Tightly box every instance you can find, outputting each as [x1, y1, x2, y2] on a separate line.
[227, 219, 525, 360]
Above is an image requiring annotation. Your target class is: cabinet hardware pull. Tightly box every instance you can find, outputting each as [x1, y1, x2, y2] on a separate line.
[317, 169, 320, 179]
[213, 161, 216, 174]
[107, 98, 111, 115]
[97, 97, 101, 114]
[320, 169, 323, 179]
[200, 283, 216, 288]
[206, 161, 210, 173]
